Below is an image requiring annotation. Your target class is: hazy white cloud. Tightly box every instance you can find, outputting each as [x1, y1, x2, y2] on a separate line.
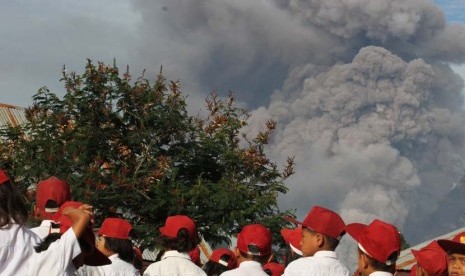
[0, 0, 140, 107]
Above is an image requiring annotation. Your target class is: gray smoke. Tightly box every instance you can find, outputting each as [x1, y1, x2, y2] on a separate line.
[259, 44, 465, 233]
[129, 0, 465, 267]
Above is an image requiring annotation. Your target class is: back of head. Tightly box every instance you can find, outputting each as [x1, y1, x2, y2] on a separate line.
[289, 205, 346, 242]
[159, 215, 198, 253]
[346, 219, 401, 271]
[204, 248, 237, 276]
[98, 217, 135, 263]
[0, 169, 28, 227]
[236, 224, 272, 263]
[35, 176, 71, 220]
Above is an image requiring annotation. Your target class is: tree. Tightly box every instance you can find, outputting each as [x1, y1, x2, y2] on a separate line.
[0, 60, 294, 249]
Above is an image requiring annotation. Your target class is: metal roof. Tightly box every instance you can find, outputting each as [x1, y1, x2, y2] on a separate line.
[396, 226, 465, 269]
[0, 103, 27, 128]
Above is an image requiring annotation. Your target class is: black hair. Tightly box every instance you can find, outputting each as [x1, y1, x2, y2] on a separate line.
[155, 248, 165, 262]
[359, 248, 397, 272]
[34, 233, 62, 253]
[103, 236, 135, 263]
[304, 227, 340, 250]
[45, 200, 59, 209]
[160, 228, 198, 253]
[238, 249, 270, 265]
[264, 268, 273, 276]
[132, 249, 143, 271]
[0, 180, 28, 227]
[203, 253, 233, 276]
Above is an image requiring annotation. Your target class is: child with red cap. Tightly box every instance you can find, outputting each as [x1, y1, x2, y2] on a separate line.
[0, 169, 41, 275]
[31, 176, 71, 239]
[143, 215, 206, 276]
[220, 223, 272, 276]
[345, 219, 401, 276]
[283, 205, 350, 276]
[411, 241, 447, 276]
[203, 248, 237, 276]
[79, 217, 140, 275]
[438, 231, 465, 276]
[28, 201, 111, 275]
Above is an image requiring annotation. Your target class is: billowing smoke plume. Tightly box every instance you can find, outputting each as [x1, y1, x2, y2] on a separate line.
[130, 0, 465, 266]
[252, 0, 465, 241]
[260, 45, 465, 235]
[243, 0, 465, 253]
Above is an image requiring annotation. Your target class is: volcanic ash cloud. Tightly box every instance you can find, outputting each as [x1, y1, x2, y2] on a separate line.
[257, 46, 465, 242]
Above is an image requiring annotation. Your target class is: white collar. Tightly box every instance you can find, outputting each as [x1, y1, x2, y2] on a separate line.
[161, 250, 191, 261]
[313, 250, 338, 259]
[238, 260, 263, 268]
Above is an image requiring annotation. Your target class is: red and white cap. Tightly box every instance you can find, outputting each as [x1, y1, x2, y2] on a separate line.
[36, 176, 71, 219]
[411, 241, 447, 275]
[98, 218, 133, 240]
[280, 226, 302, 256]
[236, 224, 272, 256]
[346, 219, 401, 265]
[287, 205, 345, 240]
[0, 169, 10, 185]
[210, 248, 237, 269]
[159, 215, 196, 239]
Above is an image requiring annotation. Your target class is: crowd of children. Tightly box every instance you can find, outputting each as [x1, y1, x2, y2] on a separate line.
[1, 167, 464, 275]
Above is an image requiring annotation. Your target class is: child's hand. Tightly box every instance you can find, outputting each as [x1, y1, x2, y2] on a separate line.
[78, 204, 93, 216]
[78, 204, 94, 224]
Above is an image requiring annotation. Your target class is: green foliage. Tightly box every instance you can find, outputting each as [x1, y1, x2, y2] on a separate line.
[0, 60, 295, 249]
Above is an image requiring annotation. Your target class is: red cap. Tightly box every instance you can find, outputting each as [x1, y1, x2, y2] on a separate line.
[53, 201, 111, 266]
[263, 262, 285, 276]
[189, 246, 201, 266]
[287, 206, 345, 239]
[236, 224, 272, 256]
[438, 231, 465, 254]
[346, 219, 401, 265]
[36, 176, 71, 219]
[159, 215, 196, 239]
[411, 241, 447, 275]
[280, 226, 302, 255]
[210, 248, 237, 269]
[98, 218, 133, 240]
[410, 264, 417, 276]
[0, 170, 10, 185]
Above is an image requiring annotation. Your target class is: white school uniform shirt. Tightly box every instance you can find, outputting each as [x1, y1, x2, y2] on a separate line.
[28, 227, 82, 276]
[31, 220, 53, 240]
[77, 254, 140, 276]
[143, 250, 206, 276]
[0, 222, 41, 276]
[283, 251, 350, 276]
[220, 260, 269, 276]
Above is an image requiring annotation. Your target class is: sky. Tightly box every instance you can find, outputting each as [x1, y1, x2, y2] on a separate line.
[2, 0, 465, 267]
